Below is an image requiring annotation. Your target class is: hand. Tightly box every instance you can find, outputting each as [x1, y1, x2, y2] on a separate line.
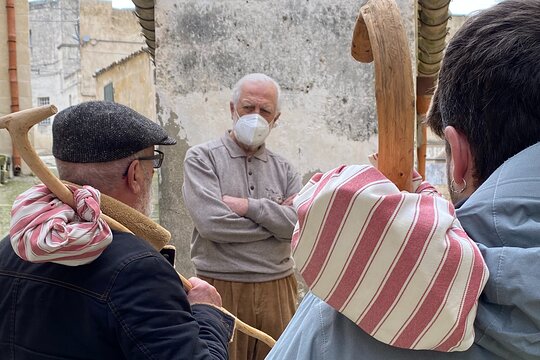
[282, 193, 297, 206]
[368, 152, 379, 167]
[222, 195, 248, 216]
[186, 277, 222, 307]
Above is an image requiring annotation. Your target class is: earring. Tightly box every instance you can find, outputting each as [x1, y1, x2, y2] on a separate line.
[450, 178, 467, 194]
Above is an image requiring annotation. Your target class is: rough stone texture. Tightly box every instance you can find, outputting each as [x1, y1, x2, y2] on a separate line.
[155, 0, 416, 276]
[0, 0, 33, 174]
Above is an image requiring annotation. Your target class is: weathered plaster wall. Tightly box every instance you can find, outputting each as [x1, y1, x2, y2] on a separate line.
[155, 0, 416, 275]
[95, 51, 156, 121]
[0, 0, 33, 174]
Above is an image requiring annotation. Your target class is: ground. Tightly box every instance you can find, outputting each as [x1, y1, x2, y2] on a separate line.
[0, 175, 40, 238]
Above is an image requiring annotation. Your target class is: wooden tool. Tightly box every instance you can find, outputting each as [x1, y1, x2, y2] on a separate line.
[351, 0, 415, 191]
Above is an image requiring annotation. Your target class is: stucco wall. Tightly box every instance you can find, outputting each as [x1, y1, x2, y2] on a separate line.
[155, 0, 416, 275]
[0, 0, 33, 174]
[95, 51, 156, 121]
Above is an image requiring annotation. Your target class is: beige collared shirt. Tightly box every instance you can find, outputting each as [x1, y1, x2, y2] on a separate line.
[183, 131, 302, 282]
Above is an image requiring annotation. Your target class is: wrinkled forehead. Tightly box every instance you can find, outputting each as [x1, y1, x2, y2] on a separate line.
[238, 80, 278, 106]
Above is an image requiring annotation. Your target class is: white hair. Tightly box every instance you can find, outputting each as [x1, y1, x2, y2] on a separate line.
[231, 73, 281, 111]
[55, 150, 143, 195]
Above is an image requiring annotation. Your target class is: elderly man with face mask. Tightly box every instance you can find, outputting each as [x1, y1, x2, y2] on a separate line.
[182, 73, 302, 360]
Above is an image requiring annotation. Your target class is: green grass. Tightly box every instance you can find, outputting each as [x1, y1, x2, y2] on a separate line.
[0, 176, 40, 238]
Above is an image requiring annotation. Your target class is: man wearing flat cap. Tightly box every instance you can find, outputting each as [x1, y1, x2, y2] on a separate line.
[0, 101, 233, 359]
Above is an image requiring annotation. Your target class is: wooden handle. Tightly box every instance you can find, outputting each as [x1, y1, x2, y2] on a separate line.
[351, 0, 415, 191]
[177, 273, 276, 348]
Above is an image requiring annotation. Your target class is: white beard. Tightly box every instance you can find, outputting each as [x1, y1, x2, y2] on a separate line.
[136, 174, 154, 217]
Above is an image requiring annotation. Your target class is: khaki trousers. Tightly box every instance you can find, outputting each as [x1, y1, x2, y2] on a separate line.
[199, 274, 297, 360]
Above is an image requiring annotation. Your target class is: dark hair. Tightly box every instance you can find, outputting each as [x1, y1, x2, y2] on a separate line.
[426, 0, 540, 186]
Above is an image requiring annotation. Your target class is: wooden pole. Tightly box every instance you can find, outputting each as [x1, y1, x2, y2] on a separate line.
[351, 0, 415, 191]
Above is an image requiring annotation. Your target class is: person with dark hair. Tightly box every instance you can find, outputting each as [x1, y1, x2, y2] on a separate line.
[266, 0, 540, 359]
[0, 101, 234, 359]
[183, 73, 302, 360]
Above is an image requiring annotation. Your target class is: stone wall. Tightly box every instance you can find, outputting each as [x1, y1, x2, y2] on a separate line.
[155, 0, 416, 275]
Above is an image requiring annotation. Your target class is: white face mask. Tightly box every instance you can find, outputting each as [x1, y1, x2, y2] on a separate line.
[233, 112, 272, 147]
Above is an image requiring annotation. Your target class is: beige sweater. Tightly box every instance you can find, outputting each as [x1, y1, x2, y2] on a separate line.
[182, 132, 302, 282]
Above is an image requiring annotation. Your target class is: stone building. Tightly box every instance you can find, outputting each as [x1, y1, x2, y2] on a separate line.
[28, 0, 145, 154]
[94, 49, 156, 121]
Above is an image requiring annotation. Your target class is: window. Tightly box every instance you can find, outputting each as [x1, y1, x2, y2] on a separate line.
[37, 97, 51, 126]
[104, 83, 114, 102]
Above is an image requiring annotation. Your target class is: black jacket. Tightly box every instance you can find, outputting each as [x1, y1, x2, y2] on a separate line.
[0, 231, 233, 359]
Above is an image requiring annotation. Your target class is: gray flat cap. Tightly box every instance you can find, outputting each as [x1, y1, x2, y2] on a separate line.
[53, 101, 176, 163]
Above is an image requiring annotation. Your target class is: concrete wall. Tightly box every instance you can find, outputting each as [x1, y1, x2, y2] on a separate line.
[79, 0, 145, 102]
[95, 51, 156, 121]
[0, 0, 33, 174]
[155, 0, 416, 275]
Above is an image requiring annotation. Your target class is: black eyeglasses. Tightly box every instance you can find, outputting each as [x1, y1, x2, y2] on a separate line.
[137, 149, 164, 169]
[123, 149, 164, 176]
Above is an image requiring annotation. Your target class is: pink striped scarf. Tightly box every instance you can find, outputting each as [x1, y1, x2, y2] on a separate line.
[292, 164, 488, 351]
[10, 184, 112, 266]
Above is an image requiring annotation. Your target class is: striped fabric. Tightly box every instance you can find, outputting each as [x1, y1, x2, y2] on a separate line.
[10, 184, 112, 266]
[292, 165, 488, 351]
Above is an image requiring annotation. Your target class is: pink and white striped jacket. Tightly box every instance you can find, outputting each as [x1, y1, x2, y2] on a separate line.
[292, 164, 488, 351]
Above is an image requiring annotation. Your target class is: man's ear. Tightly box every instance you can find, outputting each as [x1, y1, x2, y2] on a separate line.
[444, 126, 472, 184]
[125, 160, 144, 194]
[272, 112, 281, 127]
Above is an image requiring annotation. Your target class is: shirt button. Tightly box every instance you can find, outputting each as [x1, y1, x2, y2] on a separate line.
[248, 158, 252, 162]
[248, 171, 252, 175]
[250, 185, 254, 190]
